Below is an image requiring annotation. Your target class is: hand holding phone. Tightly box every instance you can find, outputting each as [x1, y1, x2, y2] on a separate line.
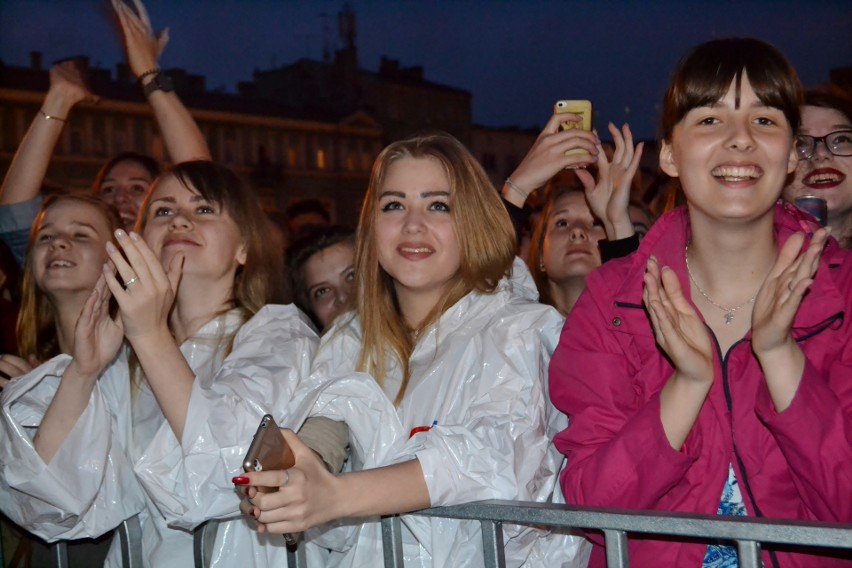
[243, 414, 295, 476]
[555, 100, 593, 156]
[243, 414, 300, 546]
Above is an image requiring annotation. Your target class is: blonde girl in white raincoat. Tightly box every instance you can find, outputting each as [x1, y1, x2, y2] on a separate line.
[238, 134, 591, 567]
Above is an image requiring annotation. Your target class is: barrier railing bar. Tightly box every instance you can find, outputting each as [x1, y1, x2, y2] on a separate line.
[286, 540, 307, 567]
[117, 515, 143, 568]
[603, 529, 628, 568]
[52, 541, 68, 568]
[381, 515, 404, 568]
[412, 500, 852, 549]
[194, 519, 217, 568]
[737, 540, 762, 568]
[480, 519, 505, 568]
[194, 518, 309, 568]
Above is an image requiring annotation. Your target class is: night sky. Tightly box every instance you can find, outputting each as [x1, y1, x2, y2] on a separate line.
[1, 0, 850, 140]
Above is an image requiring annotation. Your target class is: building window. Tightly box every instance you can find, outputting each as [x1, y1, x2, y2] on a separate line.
[316, 148, 327, 170]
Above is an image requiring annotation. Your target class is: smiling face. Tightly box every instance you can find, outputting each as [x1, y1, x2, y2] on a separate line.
[661, 72, 798, 226]
[541, 191, 605, 283]
[31, 200, 114, 297]
[374, 157, 461, 320]
[97, 159, 154, 230]
[785, 105, 852, 227]
[303, 241, 355, 330]
[142, 175, 246, 286]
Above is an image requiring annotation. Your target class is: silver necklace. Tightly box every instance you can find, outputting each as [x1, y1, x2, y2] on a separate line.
[684, 244, 756, 325]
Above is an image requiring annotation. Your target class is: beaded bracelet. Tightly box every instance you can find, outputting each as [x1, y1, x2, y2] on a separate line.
[39, 110, 67, 123]
[137, 68, 161, 83]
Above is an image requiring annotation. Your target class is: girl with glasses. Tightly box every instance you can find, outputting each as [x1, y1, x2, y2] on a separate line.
[784, 89, 852, 247]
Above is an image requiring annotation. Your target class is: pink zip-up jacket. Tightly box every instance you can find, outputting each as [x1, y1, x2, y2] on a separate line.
[550, 203, 852, 568]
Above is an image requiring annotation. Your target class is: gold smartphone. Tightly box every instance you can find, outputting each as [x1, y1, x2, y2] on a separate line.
[555, 99, 593, 156]
[243, 414, 300, 547]
[243, 414, 295, 475]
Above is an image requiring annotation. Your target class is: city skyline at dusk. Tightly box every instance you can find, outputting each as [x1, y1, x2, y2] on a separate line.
[1, 0, 850, 140]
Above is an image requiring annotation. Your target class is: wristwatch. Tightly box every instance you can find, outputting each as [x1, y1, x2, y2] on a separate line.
[142, 72, 174, 97]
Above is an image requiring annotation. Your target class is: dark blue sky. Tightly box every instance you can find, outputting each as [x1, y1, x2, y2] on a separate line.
[1, 1, 850, 140]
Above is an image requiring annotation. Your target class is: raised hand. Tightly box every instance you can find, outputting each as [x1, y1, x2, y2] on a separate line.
[237, 429, 341, 534]
[69, 275, 124, 377]
[503, 112, 600, 207]
[643, 257, 714, 384]
[576, 122, 644, 240]
[102, 230, 183, 342]
[644, 256, 716, 449]
[111, 0, 169, 78]
[750, 229, 829, 411]
[47, 60, 99, 110]
[752, 229, 828, 356]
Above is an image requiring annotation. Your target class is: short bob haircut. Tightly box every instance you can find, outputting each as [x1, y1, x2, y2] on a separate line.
[286, 224, 355, 328]
[661, 38, 804, 142]
[136, 161, 285, 317]
[354, 133, 515, 404]
[18, 195, 123, 362]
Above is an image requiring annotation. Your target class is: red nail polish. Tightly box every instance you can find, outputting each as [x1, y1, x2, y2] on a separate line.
[232, 475, 250, 485]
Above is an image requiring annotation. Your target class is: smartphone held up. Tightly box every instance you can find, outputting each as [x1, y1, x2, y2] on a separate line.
[555, 99, 593, 158]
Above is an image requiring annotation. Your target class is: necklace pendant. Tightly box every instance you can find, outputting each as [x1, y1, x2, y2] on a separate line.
[724, 311, 734, 325]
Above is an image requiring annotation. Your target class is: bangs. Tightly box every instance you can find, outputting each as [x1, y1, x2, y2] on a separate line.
[662, 38, 803, 140]
[173, 165, 237, 215]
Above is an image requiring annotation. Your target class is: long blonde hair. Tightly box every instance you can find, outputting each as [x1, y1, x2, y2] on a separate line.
[354, 134, 515, 404]
[17, 195, 123, 362]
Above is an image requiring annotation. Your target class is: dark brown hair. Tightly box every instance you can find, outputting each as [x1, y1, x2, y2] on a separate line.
[286, 225, 355, 327]
[92, 152, 159, 194]
[137, 161, 285, 313]
[661, 38, 803, 142]
[802, 88, 852, 126]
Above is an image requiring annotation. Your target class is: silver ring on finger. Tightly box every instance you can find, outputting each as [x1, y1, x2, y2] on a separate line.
[283, 470, 290, 487]
[124, 276, 139, 288]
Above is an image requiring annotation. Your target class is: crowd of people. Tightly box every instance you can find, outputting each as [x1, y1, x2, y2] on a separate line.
[0, 2, 849, 567]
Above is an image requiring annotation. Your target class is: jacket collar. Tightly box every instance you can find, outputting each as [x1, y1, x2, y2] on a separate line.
[604, 201, 846, 337]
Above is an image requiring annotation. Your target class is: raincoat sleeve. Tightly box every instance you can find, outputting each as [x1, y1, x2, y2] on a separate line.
[400, 306, 565, 508]
[549, 290, 698, 511]
[753, 258, 852, 523]
[0, 353, 146, 542]
[0, 196, 42, 266]
[134, 305, 319, 530]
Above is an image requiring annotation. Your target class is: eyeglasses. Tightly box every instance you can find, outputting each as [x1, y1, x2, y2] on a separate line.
[795, 129, 852, 160]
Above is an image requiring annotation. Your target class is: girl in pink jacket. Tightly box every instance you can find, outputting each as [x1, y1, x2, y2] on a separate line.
[550, 38, 851, 568]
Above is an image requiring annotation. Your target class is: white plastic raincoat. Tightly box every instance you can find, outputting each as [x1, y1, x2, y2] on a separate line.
[0, 305, 321, 567]
[301, 259, 591, 567]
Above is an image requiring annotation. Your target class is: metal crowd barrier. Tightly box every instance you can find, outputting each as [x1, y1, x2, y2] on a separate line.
[192, 501, 851, 567]
[50, 514, 143, 568]
[381, 500, 852, 568]
[194, 519, 307, 568]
